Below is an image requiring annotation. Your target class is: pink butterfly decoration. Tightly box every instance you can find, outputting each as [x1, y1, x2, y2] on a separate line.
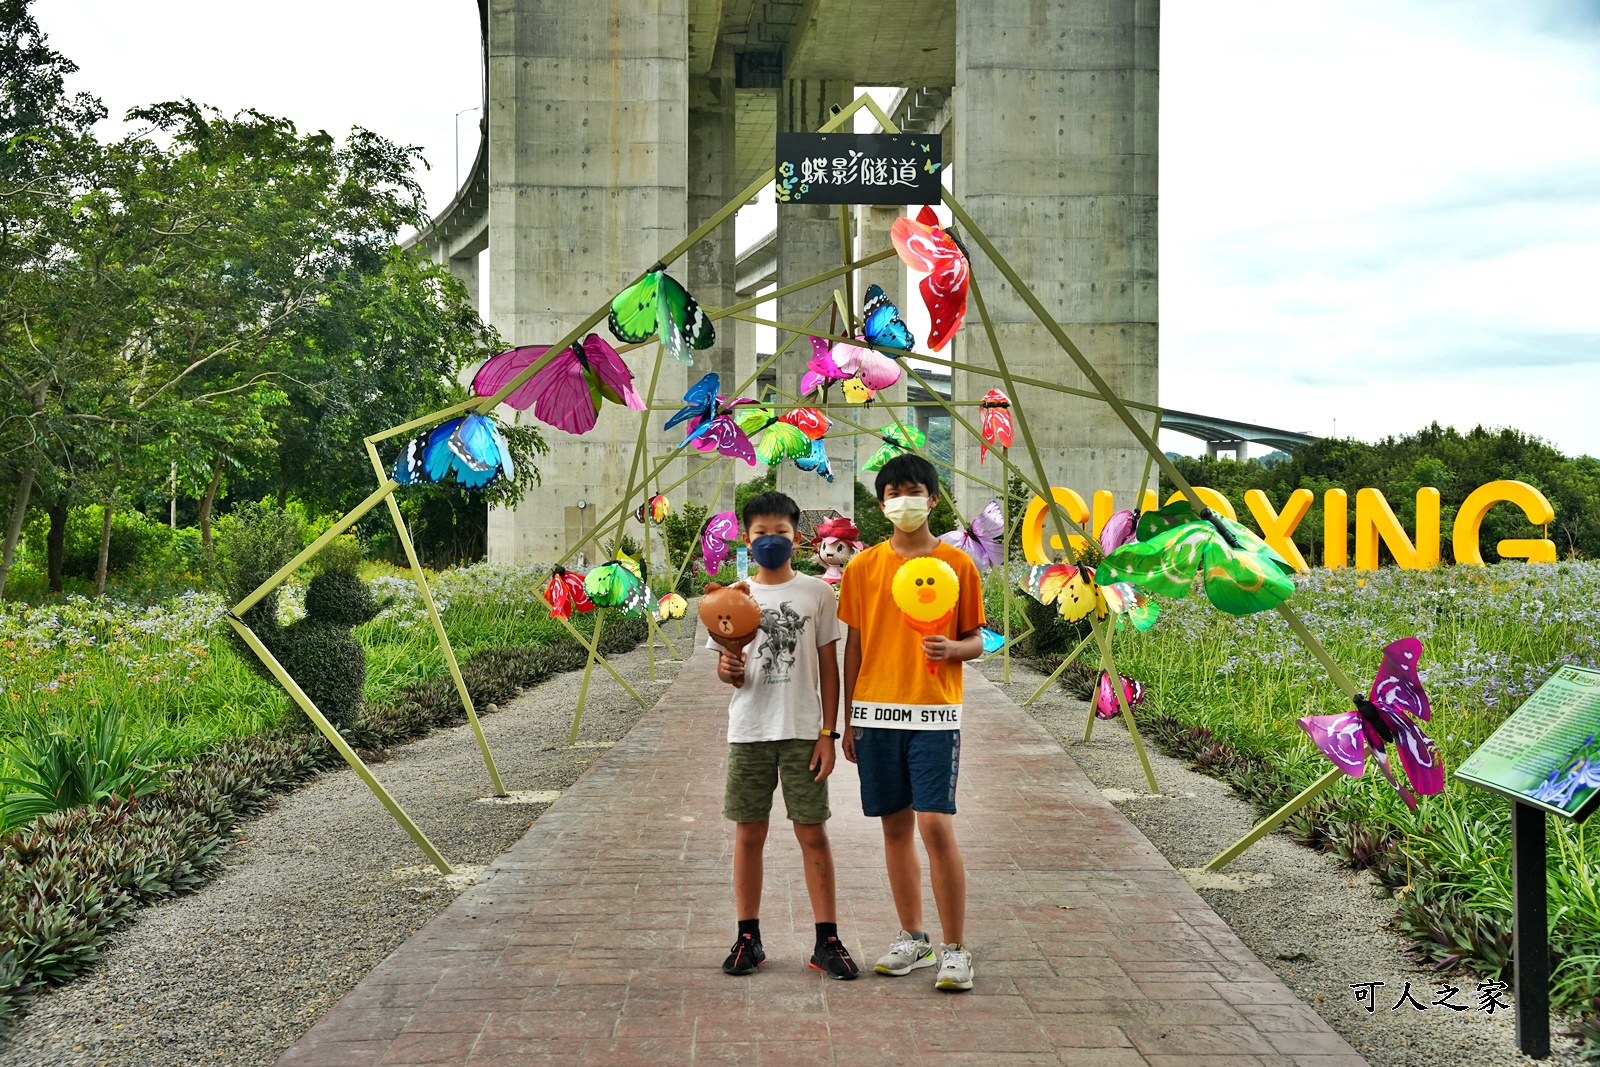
[701, 511, 739, 575]
[1095, 672, 1146, 720]
[832, 337, 903, 391]
[686, 412, 757, 466]
[801, 336, 850, 396]
[1099, 509, 1139, 555]
[938, 499, 1005, 572]
[1297, 636, 1443, 810]
[470, 335, 643, 436]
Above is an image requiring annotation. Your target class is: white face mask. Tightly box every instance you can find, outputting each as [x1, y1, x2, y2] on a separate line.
[882, 495, 932, 532]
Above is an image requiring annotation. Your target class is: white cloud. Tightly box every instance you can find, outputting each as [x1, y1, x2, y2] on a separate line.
[36, 0, 482, 220]
[1162, 0, 1600, 455]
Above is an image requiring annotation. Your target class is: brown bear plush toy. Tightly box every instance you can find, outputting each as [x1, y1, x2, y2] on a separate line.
[699, 581, 762, 659]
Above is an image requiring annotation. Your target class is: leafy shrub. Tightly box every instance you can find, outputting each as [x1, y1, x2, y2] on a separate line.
[20, 507, 200, 581]
[0, 707, 166, 832]
[662, 502, 711, 594]
[0, 614, 648, 1022]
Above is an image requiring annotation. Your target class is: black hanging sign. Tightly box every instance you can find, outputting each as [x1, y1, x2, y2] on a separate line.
[775, 132, 943, 206]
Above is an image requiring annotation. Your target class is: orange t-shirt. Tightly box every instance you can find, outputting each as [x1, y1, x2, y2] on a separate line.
[836, 540, 986, 730]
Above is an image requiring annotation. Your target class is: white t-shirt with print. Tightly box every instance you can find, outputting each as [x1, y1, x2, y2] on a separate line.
[706, 573, 840, 743]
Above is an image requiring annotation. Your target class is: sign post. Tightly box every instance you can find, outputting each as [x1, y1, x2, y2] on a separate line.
[774, 132, 943, 206]
[1457, 664, 1600, 1059]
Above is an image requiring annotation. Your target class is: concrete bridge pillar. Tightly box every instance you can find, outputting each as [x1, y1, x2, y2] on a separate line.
[775, 79, 855, 516]
[484, 0, 690, 565]
[852, 202, 908, 504]
[952, 0, 1159, 518]
[687, 48, 739, 521]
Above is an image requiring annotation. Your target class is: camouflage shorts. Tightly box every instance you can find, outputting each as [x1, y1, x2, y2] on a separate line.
[724, 739, 831, 824]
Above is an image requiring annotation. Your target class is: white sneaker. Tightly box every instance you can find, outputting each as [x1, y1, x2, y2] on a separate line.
[874, 930, 936, 976]
[935, 943, 974, 991]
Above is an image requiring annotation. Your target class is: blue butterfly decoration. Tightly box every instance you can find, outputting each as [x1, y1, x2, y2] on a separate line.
[665, 372, 720, 437]
[979, 627, 1007, 655]
[394, 413, 514, 490]
[861, 284, 915, 352]
[793, 437, 833, 482]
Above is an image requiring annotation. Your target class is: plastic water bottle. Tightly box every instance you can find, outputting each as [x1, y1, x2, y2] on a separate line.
[736, 544, 748, 580]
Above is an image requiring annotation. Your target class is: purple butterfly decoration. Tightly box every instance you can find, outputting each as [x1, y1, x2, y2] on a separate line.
[938, 499, 1004, 572]
[470, 336, 642, 436]
[1099, 509, 1138, 555]
[1297, 636, 1444, 810]
[800, 336, 849, 396]
[687, 413, 757, 466]
[700, 511, 739, 575]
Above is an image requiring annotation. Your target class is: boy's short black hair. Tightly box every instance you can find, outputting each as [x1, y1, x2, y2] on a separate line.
[874, 454, 941, 502]
[741, 490, 801, 531]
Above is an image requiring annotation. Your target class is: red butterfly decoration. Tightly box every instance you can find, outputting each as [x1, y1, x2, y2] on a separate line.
[543, 566, 594, 620]
[891, 206, 970, 352]
[979, 389, 1013, 462]
[779, 407, 830, 440]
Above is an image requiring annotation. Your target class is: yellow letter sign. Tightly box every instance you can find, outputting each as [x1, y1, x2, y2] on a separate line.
[1452, 480, 1557, 565]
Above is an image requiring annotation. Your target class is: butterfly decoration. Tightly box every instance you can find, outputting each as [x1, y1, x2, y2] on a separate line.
[700, 511, 739, 575]
[979, 627, 1008, 656]
[1099, 509, 1139, 555]
[1297, 637, 1443, 810]
[635, 494, 670, 524]
[731, 405, 817, 466]
[583, 558, 651, 616]
[1018, 563, 1108, 622]
[656, 592, 687, 622]
[1101, 581, 1159, 632]
[608, 268, 714, 365]
[1095, 672, 1147, 720]
[801, 335, 903, 402]
[542, 566, 594, 620]
[469, 335, 643, 437]
[393, 413, 515, 490]
[939, 499, 1005, 572]
[779, 406, 829, 440]
[891, 206, 970, 352]
[1098, 500, 1295, 617]
[794, 437, 834, 482]
[861, 423, 928, 472]
[665, 372, 723, 434]
[977, 389, 1013, 462]
[688, 412, 758, 466]
[860, 284, 916, 352]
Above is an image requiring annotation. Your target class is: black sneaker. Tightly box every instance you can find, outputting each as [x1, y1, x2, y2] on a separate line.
[808, 936, 860, 980]
[722, 933, 766, 976]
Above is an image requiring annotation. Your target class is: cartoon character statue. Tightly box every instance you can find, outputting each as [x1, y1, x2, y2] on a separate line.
[813, 516, 863, 587]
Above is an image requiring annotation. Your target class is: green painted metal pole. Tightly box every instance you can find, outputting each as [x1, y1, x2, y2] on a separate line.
[364, 442, 506, 796]
[1023, 631, 1095, 706]
[570, 610, 607, 745]
[550, 610, 649, 710]
[1204, 767, 1344, 872]
[231, 479, 398, 618]
[227, 617, 453, 874]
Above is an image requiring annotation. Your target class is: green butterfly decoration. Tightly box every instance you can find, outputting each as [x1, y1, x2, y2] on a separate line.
[731, 406, 813, 466]
[583, 559, 651, 616]
[608, 269, 715, 366]
[1097, 500, 1295, 617]
[861, 423, 927, 472]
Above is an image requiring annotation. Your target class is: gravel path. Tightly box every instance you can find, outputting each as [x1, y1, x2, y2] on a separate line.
[0, 621, 695, 1067]
[977, 653, 1585, 1067]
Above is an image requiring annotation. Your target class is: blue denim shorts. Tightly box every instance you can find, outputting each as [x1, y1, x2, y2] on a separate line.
[853, 727, 960, 817]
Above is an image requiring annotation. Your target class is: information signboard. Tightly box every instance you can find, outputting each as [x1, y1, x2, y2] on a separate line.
[774, 132, 943, 205]
[1457, 665, 1600, 820]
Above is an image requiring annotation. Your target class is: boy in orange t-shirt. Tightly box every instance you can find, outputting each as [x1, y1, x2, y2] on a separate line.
[838, 454, 985, 991]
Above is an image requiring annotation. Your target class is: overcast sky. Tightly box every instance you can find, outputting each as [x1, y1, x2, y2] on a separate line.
[36, 0, 1600, 458]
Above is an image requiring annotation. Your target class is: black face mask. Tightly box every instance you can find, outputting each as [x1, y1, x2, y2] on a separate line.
[750, 534, 794, 569]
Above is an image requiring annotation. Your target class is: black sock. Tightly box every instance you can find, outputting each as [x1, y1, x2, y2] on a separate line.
[815, 922, 838, 946]
[737, 918, 761, 942]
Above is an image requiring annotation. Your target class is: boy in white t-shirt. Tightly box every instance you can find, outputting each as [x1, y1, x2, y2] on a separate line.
[710, 491, 858, 980]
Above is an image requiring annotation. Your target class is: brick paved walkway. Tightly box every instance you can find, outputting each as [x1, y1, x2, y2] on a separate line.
[278, 637, 1366, 1067]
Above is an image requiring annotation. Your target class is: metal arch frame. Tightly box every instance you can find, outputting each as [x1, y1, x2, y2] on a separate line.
[229, 92, 1351, 874]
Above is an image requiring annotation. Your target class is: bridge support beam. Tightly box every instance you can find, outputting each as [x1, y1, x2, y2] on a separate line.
[688, 48, 741, 521]
[775, 78, 856, 515]
[951, 0, 1159, 514]
[484, 0, 690, 564]
[853, 202, 908, 499]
